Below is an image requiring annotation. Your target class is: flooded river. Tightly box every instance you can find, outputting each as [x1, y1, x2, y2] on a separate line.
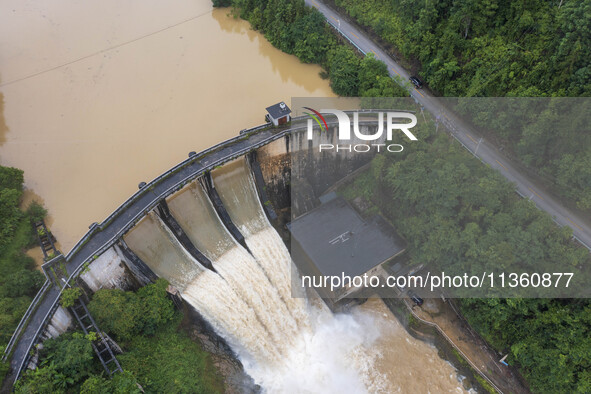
[0, 1, 467, 392]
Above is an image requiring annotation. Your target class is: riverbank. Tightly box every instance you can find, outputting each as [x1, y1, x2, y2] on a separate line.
[0, 166, 46, 386]
[395, 296, 530, 393]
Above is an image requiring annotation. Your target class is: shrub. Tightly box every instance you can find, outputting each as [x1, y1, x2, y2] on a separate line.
[60, 287, 82, 308]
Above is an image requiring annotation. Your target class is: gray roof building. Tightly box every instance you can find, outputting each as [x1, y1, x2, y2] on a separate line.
[288, 196, 407, 287]
[265, 102, 291, 126]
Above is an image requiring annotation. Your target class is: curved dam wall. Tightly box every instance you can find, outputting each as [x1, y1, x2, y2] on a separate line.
[5, 112, 397, 387]
[113, 122, 412, 391]
[3, 120, 284, 386]
[80, 119, 392, 292]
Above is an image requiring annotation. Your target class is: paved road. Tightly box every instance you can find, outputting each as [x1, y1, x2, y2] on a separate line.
[306, 0, 591, 251]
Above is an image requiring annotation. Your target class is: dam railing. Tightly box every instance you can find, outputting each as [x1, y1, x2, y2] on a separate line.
[3, 109, 413, 385]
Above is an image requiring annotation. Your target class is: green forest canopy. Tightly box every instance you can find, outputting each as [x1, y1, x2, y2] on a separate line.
[332, 0, 591, 209]
[16, 279, 224, 394]
[0, 166, 45, 383]
[340, 121, 591, 393]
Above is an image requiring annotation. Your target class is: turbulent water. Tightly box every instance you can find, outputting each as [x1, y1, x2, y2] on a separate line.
[125, 157, 466, 393]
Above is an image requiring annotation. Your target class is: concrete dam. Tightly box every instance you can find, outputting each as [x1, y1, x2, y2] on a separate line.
[3, 112, 412, 391]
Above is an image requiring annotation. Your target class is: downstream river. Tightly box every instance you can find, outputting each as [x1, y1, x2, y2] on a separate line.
[0, 0, 466, 392]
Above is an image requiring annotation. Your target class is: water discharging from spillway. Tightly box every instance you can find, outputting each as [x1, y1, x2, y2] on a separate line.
[166, 182, 301, 351]
[124, 213, 283, 363]
[208, 158, 388, 391]
[126, 158, 466, 392]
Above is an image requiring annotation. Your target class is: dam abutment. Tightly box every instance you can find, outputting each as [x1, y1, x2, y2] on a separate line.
[247, 151, 279, 224]
[254, 123, 389, 223]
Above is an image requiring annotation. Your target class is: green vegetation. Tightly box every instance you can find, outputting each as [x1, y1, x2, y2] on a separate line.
[26, 202, 47, 224]
[333, 0, 590, 97]
[87, 279, 175, 342]
[0, 166, 46, 384]
[117, 323, 223, 393]
[474, 374, 497, 394]
[332, 0, 591, 210]
[454, 98, 591, 210]
[15, 332, 95, 393]
[60, 287, 82, 308]
[216, 0, 409, 97]
[15, 332, 140, 394]
[79, 371, 140, 394]
[342, 123, 589, 292]
[461, 298, 591, 393]
[340, 121, 591, 392]
[17, 279, 224, 393]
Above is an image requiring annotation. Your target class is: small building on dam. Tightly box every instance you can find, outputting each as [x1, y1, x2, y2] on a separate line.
[265, 101, 291, 126]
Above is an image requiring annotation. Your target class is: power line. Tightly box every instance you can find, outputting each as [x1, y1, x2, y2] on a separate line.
[0, 9, 212, 88]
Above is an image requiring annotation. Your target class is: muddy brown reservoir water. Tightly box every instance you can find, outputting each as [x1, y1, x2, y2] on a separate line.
[0, 0, 333, 251]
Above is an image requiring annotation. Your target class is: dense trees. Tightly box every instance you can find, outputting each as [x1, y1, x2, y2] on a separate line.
[334, 0, 590, 97]
[0, 167, 25, 249]
[217, 0, 409, 97]
[345, 126, 588, 293]
[326, 46, 360, 95]
[460, 298, 591, 393]
[0, 166, 45, 385]
[88, 279, 175, 342]
[17, 279, 223, 393]
[15, 332, 96, 393]
[118, 325, 224, 393]
[455, 98, 591, 210]
[341, 122, 591, 392]
[79, 372, 140, 394]
[333, 0, 591, 210]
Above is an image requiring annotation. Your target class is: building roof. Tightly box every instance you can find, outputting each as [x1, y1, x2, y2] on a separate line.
[287, 197, 406, 278]
[265, 102, 291, 120]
